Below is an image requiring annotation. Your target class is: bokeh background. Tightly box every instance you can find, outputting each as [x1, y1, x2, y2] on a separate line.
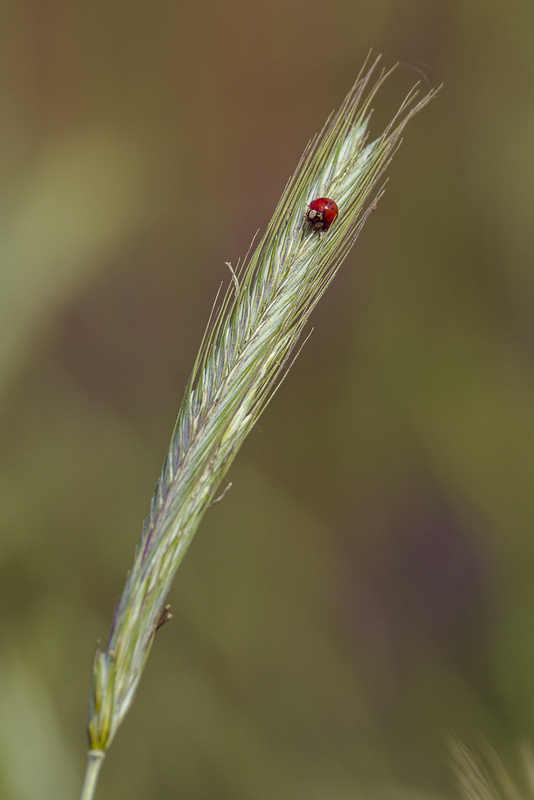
[1, 1, 534, 798]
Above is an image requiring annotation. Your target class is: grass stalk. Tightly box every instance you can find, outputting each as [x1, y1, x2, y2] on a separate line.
[79, 751, 105, 800]
[81, 52, 438, 798]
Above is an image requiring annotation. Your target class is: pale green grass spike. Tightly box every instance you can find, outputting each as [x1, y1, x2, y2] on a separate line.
[81, 53, 438, 800]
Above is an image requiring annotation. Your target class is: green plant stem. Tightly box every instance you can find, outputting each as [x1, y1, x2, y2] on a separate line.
[79, 750, 105, 800]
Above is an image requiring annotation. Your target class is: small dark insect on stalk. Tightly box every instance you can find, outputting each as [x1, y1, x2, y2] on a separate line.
[155, 604, 173, 632]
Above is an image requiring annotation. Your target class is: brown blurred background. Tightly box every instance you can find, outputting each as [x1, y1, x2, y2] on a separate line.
[1, 1, 534, 798]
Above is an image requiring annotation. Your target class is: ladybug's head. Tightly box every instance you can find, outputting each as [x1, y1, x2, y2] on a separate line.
[305, 197, 339, 231]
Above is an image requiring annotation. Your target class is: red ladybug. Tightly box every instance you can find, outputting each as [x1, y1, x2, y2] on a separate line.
[305, 197, 339, 231]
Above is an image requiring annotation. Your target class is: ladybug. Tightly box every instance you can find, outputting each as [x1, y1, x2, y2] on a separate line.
[305, 197, 339, 231]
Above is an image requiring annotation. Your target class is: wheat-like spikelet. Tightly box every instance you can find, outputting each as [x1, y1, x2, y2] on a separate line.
[80, 53, 438, 800]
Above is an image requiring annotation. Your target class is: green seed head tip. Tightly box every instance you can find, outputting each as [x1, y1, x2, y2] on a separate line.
[87, 647, 117, 750]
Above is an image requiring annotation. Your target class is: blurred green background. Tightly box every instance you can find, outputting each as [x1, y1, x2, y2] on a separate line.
[1, 1, 534, 798]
